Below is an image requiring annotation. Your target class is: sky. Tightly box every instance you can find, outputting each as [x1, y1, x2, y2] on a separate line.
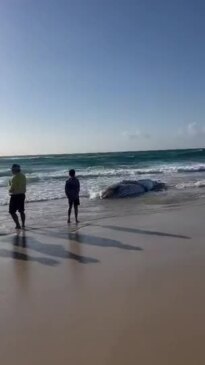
[0, 0, 205, 155]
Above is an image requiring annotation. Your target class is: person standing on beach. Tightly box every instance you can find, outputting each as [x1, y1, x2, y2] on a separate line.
[65, 169, 80, 224]
[9, 164, 26, 229]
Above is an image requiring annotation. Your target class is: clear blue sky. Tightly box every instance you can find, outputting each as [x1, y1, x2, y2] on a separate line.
[0, 0, 205, 155]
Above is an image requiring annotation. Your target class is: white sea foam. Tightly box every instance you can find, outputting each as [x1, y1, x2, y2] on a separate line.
[1, 163, 205, 184]
[176, 180, 205, 189]
[1, 160, 205, 205]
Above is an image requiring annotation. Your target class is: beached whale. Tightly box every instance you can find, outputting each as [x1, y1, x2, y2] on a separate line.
[101, 179, 166, 199]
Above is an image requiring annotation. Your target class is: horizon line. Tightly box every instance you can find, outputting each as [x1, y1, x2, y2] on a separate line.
[0, 147, 204, 159]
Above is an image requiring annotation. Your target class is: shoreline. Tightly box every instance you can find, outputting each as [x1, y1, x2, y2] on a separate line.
[1, 192, 205, 235]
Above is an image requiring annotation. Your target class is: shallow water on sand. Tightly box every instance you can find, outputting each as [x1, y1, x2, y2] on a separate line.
[1, 191, 204, 235]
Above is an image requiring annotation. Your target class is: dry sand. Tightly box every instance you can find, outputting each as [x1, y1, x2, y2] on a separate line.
[0, 203, 205, 365]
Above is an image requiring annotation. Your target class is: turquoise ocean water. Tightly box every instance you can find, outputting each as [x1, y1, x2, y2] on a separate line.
[1, 149, 205, 205]
[1, 149, 205, 232]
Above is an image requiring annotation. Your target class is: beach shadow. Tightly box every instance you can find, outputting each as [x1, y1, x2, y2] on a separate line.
[0, 248, 59, 266]
[13, 232, 27, 247]
[96, 225, 190, 239]
[25, 236, 100, 264]
[3, 233, 99, 265]
[39, 229, 143, 251]
[69, 232, 143, 251]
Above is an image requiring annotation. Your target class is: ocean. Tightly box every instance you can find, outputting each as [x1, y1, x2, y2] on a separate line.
[1, 149, 205, 232]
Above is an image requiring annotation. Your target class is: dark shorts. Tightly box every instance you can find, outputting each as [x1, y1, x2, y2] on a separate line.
[9, 194, 25, 214]
[68, 198, 80, 207]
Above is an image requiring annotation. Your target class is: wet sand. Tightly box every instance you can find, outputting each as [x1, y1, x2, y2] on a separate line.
[0, 204, 205, 364]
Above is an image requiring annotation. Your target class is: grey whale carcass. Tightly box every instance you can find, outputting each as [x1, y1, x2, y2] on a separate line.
[101, 179, 166, 199]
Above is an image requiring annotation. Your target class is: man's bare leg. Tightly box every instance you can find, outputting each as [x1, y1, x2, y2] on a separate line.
[11, 213, 21, 229]
[68, 201, 73, 223]
[20, 211, 25, 228]
[74, 205, 79, 223]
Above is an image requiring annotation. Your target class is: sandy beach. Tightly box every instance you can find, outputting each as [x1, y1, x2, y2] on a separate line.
[2, 0, 205, 362]
[0, 202, 205, 365]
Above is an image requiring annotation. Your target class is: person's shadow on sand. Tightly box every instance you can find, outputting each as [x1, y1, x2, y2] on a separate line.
[25, 237, 100, 264]
[68, 232, 143, 251]
[13, 232, 27, 247]
[0, 248, 60, 266]
[0, 233, 59, 266]
[94, 225, 190, 240]
[39, 229, 143, 251]
[1, 233, 99, 265]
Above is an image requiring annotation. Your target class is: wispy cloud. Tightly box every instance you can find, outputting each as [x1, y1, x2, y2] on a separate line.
[122, 130, 150, 140]
[187, 122, 205, 136]
[178, 122, 205, 138]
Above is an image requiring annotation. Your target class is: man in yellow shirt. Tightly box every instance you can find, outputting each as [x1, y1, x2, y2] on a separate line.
[9, 164, 26, 229]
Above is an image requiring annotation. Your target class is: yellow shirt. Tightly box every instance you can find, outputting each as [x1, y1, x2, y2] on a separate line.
[9, 172, 26, 195]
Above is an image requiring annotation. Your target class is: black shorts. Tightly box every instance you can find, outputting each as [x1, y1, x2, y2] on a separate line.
[68, 198, 80, 207]
[9, 194, 25, 214]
